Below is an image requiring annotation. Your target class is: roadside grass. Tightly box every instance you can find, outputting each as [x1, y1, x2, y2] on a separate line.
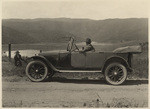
[3, 97, 147, 107]
[128, 51, 148, 79]
[82, 98, 147, 108]
[2, 56, 29, 82]
[105, 98, 147, 107]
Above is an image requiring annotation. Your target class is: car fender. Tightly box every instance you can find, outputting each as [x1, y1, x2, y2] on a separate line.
[102, 55, 132, 73]
[30, 55, 58, 72]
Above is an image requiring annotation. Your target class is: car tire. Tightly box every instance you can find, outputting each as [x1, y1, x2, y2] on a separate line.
[26, 60, 49, 82]
[104, 62, 127, 85]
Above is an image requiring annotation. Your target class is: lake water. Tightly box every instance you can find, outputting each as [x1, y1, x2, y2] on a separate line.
[3, 50, 41, 58]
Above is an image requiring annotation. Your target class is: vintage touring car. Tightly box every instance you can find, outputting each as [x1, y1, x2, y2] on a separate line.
[26, 37, 142, 85]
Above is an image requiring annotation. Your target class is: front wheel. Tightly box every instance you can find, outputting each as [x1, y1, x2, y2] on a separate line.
[104, 63, 127, 85]
[26, 60, 48, 82]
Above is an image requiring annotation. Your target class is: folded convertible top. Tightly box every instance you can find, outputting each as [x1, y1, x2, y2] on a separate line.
[113, 45, 142, 53]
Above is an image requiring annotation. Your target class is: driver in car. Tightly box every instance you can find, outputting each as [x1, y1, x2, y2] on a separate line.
[67, 37, 76, 52]
[80, 38, 95, 53]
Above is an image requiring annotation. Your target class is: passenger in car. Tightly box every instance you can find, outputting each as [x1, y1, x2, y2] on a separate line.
[80, 38, 95, 53]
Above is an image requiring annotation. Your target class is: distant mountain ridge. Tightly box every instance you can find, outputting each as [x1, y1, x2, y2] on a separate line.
[2, 18, 148, 44]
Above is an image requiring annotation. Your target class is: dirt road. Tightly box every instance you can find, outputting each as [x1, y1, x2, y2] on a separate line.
[2, 79, 148, 107]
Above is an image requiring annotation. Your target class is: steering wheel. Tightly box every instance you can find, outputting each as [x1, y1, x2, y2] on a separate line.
[71, 44, 79, 52]
[74, 44, 79, 51]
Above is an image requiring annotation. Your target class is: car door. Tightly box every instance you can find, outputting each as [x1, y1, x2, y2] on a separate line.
[71, 51, 106, 69]
[71, 52, 86, 68]
[85, 52, 105, 69]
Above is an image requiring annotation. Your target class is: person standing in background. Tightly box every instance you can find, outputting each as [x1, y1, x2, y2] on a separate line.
[14, 51, 24, 66]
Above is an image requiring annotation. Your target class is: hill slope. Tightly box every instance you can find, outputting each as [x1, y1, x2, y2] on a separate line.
[2, 18, 148, 44]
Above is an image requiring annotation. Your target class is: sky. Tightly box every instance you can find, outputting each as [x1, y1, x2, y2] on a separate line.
[2, 0, 149, 20]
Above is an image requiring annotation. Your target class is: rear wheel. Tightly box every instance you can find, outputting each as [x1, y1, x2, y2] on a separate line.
[26, 60, 49, 82]
[104, 63, 127, 85]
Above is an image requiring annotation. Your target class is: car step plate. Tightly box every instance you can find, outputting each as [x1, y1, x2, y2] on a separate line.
[58, 70, 102, 73]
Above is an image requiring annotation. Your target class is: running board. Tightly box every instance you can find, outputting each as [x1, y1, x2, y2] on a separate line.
[57, 70, 102, 73]
[49, 63, 102, 73]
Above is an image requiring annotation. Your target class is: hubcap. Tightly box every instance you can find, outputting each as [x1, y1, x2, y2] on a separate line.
[113, 72, 117, 75]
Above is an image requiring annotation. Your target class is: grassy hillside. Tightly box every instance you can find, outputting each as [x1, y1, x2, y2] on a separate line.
[2, 18, 148, 44]
[2, 26, 36, 44]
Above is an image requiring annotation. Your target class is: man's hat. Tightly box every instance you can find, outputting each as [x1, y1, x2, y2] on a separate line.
[86, 38, 91, 44]
[15, 50, 20, 54]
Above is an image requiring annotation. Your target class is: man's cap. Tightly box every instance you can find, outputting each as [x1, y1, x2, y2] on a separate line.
[86, 38, 91, 44]
[15, 51, 20, 53]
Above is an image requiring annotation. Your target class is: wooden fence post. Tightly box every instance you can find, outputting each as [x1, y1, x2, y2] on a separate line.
[8, 43, 11, 61]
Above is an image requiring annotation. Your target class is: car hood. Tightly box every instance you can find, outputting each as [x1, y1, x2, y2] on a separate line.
[39, 50, 68, 56]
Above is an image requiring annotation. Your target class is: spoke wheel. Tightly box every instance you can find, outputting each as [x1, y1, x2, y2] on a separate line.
[105, 63, 127, 85]
[26, 60, 48, 82]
